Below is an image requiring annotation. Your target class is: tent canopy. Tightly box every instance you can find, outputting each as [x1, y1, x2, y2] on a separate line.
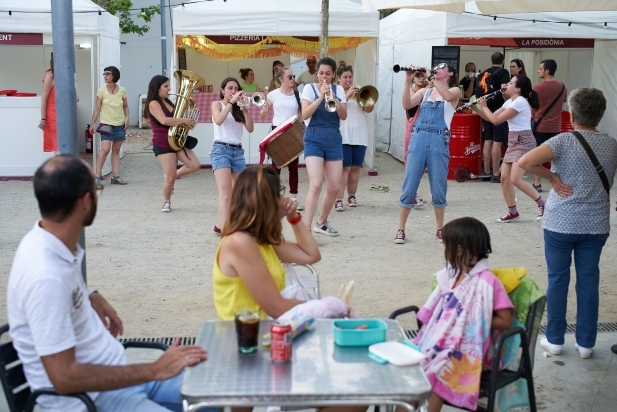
[0, 0, 119, 39]
[173, 0, 379, 37]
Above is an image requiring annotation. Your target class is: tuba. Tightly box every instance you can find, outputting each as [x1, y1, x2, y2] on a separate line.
[168, 70, 205, 151]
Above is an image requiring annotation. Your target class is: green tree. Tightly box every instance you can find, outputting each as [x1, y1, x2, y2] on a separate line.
[93, 0, 160, 36]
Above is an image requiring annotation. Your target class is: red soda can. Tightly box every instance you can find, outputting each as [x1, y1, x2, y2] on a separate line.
[270, 321, 292, 362]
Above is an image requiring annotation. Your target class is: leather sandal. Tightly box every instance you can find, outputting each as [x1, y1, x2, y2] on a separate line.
[111, 176, 127, 185]
[532, 183, 542, 193]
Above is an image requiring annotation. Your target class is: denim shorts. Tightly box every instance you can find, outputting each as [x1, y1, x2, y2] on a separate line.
[304, 127, 343, 161]
[342, 144, 367, 168]
[101, 125, 126, 141]
[210, 142, 246, 172]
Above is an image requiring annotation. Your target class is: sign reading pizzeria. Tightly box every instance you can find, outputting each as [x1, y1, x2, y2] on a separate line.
[0, 33, 44, 46]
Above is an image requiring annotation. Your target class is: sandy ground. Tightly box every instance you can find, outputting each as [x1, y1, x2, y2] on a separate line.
[1, 127, 616, 338]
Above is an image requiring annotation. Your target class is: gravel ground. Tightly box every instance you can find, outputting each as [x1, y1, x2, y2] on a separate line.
[1, 127, 616, 338]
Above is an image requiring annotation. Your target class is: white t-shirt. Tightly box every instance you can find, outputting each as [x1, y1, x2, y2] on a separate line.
[502, 96, 532, 131]
[268, 89, 300, 127]
[212, 101, 243, 144]
[7, 222, 126, 412]
[297, 70, 318, 86]
[301, 83, 347, 127]
[340, 99, 368, 146]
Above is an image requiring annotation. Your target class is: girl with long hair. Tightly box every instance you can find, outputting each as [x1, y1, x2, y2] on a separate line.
[474, 75, 545, 222]
[211, 77, 254, 233]
[301, 57, 347, 236]
[333, 64, 373, 211]
[413, 217, 512, 412]
[145, 75, 201, 212]
[395, 62, 460, 245]
[509, 58, 527, 78]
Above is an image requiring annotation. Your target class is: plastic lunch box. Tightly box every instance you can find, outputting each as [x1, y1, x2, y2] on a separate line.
[333, 319, 387, 346]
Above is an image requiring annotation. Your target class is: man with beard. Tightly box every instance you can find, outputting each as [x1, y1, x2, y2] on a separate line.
[7, 155, 212, 412]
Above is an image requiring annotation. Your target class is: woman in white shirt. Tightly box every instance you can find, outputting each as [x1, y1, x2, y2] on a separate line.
[261, 67, 304, 210]
[474, 75, 544, 223]
[334, 64, 373, 210]
[210, 77, 254, 234]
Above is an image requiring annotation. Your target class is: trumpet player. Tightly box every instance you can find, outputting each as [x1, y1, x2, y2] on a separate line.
[301, 57, 347, 236]
[395, 63, 459, 245]
[211, 77, 254, 234]
[333, 64, 373, 211]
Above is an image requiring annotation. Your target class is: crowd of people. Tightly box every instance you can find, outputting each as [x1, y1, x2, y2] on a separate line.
[24, 50, 617, 412]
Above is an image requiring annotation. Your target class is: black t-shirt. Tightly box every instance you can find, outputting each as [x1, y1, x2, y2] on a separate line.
[478, 66, 510, 111]
[406, 106, 419, 119]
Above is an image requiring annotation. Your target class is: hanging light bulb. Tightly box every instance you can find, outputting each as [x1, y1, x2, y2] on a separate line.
[493, 16, 497, 21]
[605, 22, 608, 29]
[568, 22, 572, 27]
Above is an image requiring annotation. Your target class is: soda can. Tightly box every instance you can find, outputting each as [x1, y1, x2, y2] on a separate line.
[270, 321, 292, 362]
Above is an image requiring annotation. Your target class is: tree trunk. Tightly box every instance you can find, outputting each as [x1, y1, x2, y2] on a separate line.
[320, 0, 329, 58]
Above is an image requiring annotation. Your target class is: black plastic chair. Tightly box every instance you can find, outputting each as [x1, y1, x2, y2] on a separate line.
[388, 295, 546, 412]
[0, 324, 168, 412]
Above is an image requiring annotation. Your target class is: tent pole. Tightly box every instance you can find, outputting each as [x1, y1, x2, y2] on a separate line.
[320, 0, 329, 57]
[51, 0, 87, 282]
[161, 0, 167, 75]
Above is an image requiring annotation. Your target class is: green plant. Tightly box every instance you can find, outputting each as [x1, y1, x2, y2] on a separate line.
[93, 0, 160, 36]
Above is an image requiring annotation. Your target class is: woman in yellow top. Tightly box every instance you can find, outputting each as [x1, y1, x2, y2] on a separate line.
[213, 166, 321, 320]
[89, 66, 129, 187]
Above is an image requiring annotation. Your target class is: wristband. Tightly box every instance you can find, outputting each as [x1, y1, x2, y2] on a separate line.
[287, 212, 302, 225]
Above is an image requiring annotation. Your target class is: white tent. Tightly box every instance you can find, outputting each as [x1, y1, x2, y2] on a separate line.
[172, 0, 381, 169]
[0, 0, 121, 176]
[377, 2, 617, 161]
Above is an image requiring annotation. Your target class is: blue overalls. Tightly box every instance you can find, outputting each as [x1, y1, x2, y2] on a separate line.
[399, 89, 450, 208]
[303, 84, 344, 161]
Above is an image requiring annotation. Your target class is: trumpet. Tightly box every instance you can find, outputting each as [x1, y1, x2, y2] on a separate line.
[237, 89, 268, 108]
[324, 80, 339, 113]
[456, 88, 506, 112]
[348, 81, 379, 109]
[393, 64, 425, 73]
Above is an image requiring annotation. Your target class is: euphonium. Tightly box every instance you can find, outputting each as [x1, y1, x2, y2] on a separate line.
[324, 80, 339, 113]
[168, 70, 205, 151]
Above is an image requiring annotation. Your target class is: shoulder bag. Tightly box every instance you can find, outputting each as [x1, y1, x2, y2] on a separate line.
[572, 130, 610, 197]
[532, 83, 565, 132]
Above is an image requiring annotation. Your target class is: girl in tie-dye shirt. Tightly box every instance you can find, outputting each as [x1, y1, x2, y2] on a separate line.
[413, 217, 513, 411]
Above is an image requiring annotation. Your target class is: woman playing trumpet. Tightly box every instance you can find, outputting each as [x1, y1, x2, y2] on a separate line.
[333, 64, 373, 211]
[301, 57, 347, 236]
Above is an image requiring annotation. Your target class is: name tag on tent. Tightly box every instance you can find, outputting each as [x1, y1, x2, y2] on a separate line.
[368, 341, 423, 366]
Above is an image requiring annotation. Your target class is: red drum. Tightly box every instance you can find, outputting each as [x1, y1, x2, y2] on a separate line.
[259, 115, 305, 168]
[448, 113, 482, 180]
[561, 110, 573, 133]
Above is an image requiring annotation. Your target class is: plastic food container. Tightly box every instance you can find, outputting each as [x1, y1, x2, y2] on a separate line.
[333, 319, 387, 347]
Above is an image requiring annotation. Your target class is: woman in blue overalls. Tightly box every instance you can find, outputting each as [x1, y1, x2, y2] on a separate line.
[394, 63, 460, 244]
[301, 57, 348, 236]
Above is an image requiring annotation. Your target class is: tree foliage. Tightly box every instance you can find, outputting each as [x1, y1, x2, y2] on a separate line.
[93, 0, 160, 36]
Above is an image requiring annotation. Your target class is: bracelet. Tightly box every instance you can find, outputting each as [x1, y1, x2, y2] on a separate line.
[287, 212, 302, 225]
[548, 173, 557, 182]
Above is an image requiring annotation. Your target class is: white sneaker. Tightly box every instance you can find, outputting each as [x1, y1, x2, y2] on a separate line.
[540, 337, 563, 355]
[161, 200, 171, 212]
[334, 200, 344, 211]
[293, 199, 304, 211]
[575, 342, 593, 359]
[313, 221, 339, 236]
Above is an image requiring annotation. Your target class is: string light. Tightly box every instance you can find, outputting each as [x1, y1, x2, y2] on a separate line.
[9, 11, 12, 16]
[605, 22, 608, 28]
[98, 11, 101, 15]
[493, 16, 497, 21]
[568, 22, 572, 27]
[532, 19, 536, 24]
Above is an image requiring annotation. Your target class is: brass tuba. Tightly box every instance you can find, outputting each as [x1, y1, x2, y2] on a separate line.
[354, 85, 379, 109]
[168, 70, 205, 151]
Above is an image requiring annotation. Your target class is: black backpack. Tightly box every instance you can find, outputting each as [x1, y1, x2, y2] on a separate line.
[475, 67, 507, 110]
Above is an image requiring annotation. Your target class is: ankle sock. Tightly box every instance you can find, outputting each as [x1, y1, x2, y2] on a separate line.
[348, 193, 355, 198]
[292, 197, 297, 201]
[508, 205, 518, 215]
[535, 196, 545, 207]
[336, 198, 343, 202]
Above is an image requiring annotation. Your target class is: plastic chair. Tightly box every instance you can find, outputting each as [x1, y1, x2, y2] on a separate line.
[291, 263, 321, 298]
[388, 295, 546, 412]
[0, 324, 168, 412]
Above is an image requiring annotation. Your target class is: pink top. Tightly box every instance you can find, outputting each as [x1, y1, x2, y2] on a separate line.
[150, 101, 174, 151]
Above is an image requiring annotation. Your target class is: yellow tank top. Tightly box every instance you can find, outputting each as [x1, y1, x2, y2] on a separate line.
[213, 238, 286, 320]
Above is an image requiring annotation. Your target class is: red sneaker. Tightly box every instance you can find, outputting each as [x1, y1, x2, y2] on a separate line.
[537, 205, 545, 221]
[496, 212, 520, 223]
[213, 225, 222, 234]
[394, 230, 406, 244]
[436, 229, 443, 243]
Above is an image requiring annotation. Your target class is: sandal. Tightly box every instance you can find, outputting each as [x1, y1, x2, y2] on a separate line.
[95, 176, 104, 188]
[111, 176, 127, 185]
[532, 183, 542, 193]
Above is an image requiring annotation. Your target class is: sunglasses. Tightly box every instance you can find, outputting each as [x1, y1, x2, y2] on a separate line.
[433, 62, 447, 71]
[279, 185, 286, 196]
[286, 74, 295, 80]
[103, 72, 112, 76]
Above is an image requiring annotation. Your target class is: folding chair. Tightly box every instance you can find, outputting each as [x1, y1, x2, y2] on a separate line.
[0, 324, 168, 412]
[388, 296, 546, 412]
[291, 263, 321, 298]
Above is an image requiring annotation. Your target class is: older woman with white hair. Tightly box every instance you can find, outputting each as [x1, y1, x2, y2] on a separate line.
[519, 88, 617, 359]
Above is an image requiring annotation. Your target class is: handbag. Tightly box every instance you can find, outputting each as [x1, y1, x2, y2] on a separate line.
[184, 135, 198, 150]
[280, 263, 317, 301]
[572, 131, 610, 196]
[95, 123, 112, 135]
[531, 83, 565, 132]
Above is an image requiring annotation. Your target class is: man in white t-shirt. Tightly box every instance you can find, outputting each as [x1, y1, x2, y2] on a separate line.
[296, 56, 318, 86]
[7, 155, 213, 412]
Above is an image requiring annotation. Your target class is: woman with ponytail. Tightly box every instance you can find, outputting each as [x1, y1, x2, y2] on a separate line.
[211, 77, 254, 234]
[473, 75, 545, 223]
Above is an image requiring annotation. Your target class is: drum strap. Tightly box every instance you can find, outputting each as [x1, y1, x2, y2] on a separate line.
[293, 89, 301, 112]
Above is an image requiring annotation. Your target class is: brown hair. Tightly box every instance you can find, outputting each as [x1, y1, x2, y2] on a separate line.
[275, 66, 291, 82]
[222, 166, 283, 245]
[239, 68, 253, 81]
[219, 77, 246, 124]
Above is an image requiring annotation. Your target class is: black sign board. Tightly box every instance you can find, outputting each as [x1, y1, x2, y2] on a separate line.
[178, 48, 187, 70]
[431, 46, 460, 73]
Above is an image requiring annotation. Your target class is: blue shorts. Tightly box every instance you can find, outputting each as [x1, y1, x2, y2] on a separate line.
[304, 127, 343, 162]
[342, 144, 367, 168]
[101, 125, 126, 141]
[210, 142, 246, 173]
